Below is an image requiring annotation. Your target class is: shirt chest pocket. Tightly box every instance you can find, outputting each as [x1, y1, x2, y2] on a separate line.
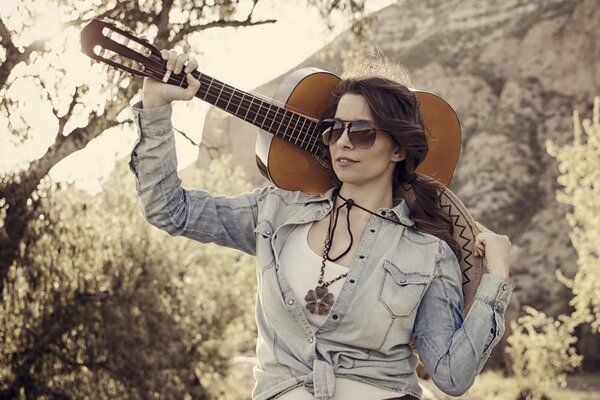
[254, 220, 276, 270]
[378, 260, 433, 318]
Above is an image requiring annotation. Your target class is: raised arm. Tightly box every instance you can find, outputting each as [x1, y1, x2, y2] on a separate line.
[129, 50, 270, 255]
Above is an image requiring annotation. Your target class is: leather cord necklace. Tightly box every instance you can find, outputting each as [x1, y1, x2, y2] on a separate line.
[304, 190, 409, 315]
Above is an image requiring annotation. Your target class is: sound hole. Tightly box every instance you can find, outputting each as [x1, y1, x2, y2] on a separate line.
[312, 151, 331, 172]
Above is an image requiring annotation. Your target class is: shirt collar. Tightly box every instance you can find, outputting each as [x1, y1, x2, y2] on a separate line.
[318, 188, 415, 227]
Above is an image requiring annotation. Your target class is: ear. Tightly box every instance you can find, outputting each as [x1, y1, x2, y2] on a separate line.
[391, 147, 405, 162]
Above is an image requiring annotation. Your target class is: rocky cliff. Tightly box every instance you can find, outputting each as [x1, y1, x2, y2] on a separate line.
[199, 0, 600, 368]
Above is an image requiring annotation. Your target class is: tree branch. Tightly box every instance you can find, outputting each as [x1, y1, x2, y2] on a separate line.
[171, 17, 276, 43]
[0, 81, 141, 292]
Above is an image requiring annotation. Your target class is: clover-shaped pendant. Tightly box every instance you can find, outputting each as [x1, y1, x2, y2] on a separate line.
[305, 285, 335, 315]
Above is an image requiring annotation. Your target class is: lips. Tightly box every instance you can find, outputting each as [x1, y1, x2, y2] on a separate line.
[335, 156, 359, 166]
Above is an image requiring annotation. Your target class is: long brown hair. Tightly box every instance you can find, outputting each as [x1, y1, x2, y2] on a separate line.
[319, 76, 460, 259]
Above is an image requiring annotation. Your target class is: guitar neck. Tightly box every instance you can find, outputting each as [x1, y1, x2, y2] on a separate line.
[187, 70, 321, 154]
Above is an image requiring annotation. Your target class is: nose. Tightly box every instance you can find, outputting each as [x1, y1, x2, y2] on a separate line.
[335, 127, 354, 149]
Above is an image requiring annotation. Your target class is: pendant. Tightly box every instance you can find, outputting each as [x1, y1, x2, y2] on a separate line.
[305, 285, 335, 315]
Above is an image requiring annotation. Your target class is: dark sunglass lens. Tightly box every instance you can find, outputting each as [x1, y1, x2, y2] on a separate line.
[348, 122, 376, 148]
[322, 120, 345, 145]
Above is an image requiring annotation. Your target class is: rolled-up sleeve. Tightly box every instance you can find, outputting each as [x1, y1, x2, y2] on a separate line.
[414, 241, 514, 396]
[129, 101, 270, 255]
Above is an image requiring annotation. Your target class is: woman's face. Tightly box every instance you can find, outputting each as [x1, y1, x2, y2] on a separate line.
[329, 93, 404, 190]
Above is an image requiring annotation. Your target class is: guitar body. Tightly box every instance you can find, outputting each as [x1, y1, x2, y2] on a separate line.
[255, 68, 340, 194]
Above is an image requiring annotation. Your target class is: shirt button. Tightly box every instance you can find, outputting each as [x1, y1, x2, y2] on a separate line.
[332, 314, 339, 320]
[380, 211, 387, 216]
[265, 230, 272, 235]
[358, 255, 365, 259]
[490, 328, 496, 334]
[370, 229, 376, 233]
[349, 279, 355, 284]
[502, 284, 509, 291]
[308, 337, 314, 343]
[287, 299, 294, 305]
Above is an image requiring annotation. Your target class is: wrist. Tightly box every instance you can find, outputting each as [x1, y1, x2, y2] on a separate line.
[142, 95, 169, 109]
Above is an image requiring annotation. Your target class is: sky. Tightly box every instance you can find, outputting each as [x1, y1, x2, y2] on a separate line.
[0, 0, 395, 193]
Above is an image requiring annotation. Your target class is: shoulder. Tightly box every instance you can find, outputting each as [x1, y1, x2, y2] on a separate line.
[403, 227, 441, 248]
[258, 187, 327, 206]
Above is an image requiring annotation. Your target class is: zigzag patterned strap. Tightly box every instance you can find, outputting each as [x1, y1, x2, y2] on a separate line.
[438, 187, 485, 314]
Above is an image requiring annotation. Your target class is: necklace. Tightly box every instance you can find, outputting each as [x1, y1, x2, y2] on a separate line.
[304, 191, 411, 315]
[304, 194, 354, 315]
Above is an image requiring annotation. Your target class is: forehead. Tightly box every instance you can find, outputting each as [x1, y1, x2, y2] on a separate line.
[334, 94, 374, 121]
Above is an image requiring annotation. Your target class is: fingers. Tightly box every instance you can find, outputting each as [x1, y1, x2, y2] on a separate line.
[474, 234, 487, 257]
[183, 72, 201, 100]
[160, 50, 196, 75]
[185, 58, 198, 74]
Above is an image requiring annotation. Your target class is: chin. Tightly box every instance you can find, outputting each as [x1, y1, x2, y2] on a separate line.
[334, 172, 368, 186]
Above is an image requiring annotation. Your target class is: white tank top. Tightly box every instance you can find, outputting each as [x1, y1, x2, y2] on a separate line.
[277, 223, 400, 399]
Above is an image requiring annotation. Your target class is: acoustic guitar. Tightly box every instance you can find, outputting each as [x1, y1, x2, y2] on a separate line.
[80, 18, 483, 312]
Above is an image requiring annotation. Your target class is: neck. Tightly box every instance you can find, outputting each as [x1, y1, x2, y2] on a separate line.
[336, 183, 394, 214]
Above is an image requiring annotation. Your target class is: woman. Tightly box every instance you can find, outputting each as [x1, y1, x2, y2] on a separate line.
[130, 50, 513, 400]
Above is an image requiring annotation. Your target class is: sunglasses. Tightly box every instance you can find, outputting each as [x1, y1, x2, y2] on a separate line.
[319, 118, 382, 149]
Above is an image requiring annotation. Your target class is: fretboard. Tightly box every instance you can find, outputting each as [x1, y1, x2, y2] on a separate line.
[189, 71, 321, 155]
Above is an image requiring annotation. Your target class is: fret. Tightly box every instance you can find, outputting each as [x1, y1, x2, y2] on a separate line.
[215, 83, 227, 109]
[308, 123, 319, 153]
[252, 97, 262, 126]
[274, 109, 287, 138]
[204, 77, 215, 103]
[290, 114, 301, 145]
[248, 98, 262, 126]
[224, 86, 236, 112]
[243, 96, 254, 120]
[244, 107, 257, 124]
[253, 100, 266, 127]
[235, 95, 252, 121]
[265, 104, 276, 132]
[299, 118, 311, 151]
[234, 92, 245, 116]
[283, 111, 296, 142]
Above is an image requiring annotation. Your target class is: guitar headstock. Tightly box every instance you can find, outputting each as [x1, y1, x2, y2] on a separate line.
[80, 18, 162, 79]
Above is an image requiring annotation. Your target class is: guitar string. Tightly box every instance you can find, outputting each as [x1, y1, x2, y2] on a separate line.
[142, 61, 322, 153]
[100, 34, 322, 151]
[140, 58, 320, 150]
[190, 70, 321, 152]
[145, 63, 321, 153]
[140, 57, 323, 153]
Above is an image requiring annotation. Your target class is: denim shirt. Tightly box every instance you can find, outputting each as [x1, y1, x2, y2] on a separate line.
[129, 102, 514, 400]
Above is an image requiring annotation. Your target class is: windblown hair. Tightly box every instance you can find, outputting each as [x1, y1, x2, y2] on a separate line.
[319, 66, 460, 259]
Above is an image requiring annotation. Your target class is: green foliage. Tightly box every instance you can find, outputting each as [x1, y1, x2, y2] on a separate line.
[506, 306, 583, 400]
[506, 97, 600, 400]
[546, 97, 600, 332]
[0, 155, 256, 399]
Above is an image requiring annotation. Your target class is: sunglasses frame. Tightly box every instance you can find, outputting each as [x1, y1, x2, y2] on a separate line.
[320, 118, 382, 149]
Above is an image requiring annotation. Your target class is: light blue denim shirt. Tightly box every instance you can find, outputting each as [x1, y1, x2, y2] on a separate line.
[129, 102, 514, 400]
